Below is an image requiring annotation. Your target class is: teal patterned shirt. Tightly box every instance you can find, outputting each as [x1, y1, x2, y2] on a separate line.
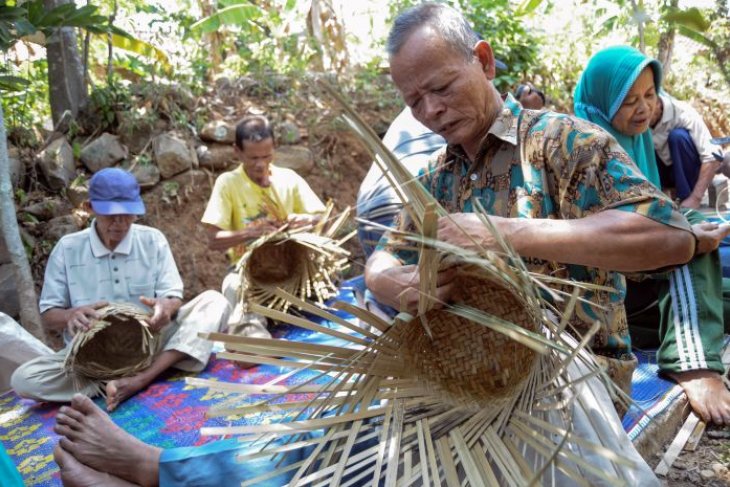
[381, 95, 690, 363]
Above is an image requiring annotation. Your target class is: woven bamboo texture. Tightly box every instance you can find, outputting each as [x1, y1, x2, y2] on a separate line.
[236, 201, 352, 313]
[63, 303, 157, 380]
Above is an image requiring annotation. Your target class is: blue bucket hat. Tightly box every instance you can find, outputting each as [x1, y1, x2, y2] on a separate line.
[88, 168, 145, 215]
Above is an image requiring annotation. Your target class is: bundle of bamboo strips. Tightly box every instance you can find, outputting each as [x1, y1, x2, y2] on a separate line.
[64, 303, 157, 380]
[188, 81, 635, 485]
[236, 199, 353, 313]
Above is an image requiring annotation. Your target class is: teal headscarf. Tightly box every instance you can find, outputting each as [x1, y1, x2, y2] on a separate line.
[573, 45, 663, 187]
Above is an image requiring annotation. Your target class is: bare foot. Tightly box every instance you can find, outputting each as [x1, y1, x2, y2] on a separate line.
[53, 394, 161, 487]
[668, 370, 730, 425]
[54, 444, 137, 487]
[106, 375, 149, 412]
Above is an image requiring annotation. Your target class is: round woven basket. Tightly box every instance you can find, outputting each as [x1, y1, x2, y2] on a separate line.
[397, 273, 539, 411]
[64, 303, 158, 380]
[248, 240, 308, 285]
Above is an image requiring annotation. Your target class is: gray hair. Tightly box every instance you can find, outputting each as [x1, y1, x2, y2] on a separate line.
[387, 2, 479, 61]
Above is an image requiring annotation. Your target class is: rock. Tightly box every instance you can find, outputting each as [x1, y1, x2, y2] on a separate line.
[707, 430, 730, 440]
[8, 126, 40, 148]
[153, 133, 194, 179]
[22, 198, 71, 221]
[200, 120, 235, 144]
[67, 177, 89, 208]
[0, 264, 19, 317]
[45, 215, 79, 242]
[277, 121, 301, 145]
[712, 463, 728, 476]
[37, 137, 75, 191]
[197, 144, 237, 170]
[8, 146, 25, 188]
[672, 460, 690, 470]
[215, 76, 232, 91]
[170, 169, 208, 189]
[700, 470, 715, 481]
[273, 145, 314, 175]
[117, 112, 155, 154]
[80, 133, 128, 173]
[128, 161, 160, 189]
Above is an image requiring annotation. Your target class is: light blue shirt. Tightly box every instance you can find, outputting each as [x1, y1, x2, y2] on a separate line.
[356, 108, 445, 217]
[39, 221, 183, 315]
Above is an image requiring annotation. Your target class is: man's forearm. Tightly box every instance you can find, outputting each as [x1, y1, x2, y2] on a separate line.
[689, 161, 720, 201]
[507, 210, 694, 272]
[207, 225, 271, 251]
[41, 308, 70, 333]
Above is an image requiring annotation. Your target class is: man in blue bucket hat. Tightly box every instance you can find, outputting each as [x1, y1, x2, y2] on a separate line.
[12, 168, 231, 412]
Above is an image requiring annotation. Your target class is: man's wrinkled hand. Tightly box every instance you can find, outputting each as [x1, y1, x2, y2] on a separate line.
[691, 221, 730, 255]
[375, 264, 458, 314]
[679, 194, 702, 210]
[437, 213, 510, 253]
[139, 296, 180, 332]
[66, 301, 108, 336]
[287, 214, 320, 229]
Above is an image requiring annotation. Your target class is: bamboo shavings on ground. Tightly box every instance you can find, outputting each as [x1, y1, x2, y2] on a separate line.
[236, 201, 352, 312]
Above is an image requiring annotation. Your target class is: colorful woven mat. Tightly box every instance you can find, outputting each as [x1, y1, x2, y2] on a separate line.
[0, 277, 700, 486]
[0, 282, 361, 487]
[622, 348, 684, 442]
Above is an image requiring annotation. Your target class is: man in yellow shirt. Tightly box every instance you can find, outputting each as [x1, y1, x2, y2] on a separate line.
[201, 115, 325, 339]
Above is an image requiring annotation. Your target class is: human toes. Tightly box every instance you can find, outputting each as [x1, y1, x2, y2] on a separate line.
[57, 407, 83, 428]
[71, 394, 99, 415]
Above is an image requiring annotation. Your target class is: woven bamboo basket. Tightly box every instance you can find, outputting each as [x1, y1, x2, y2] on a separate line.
[395, 273, 538, 411]
[63, 303, 158, 380]
[236, 201, 352, 313]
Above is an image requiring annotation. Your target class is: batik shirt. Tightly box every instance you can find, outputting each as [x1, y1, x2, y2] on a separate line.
[381, 95, 691, 364]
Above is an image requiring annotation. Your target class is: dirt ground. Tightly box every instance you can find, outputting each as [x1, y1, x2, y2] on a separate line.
[656, 423, 730, 486]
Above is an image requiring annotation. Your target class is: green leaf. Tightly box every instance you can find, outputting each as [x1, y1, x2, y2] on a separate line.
[14, 18, 36, 37]
[190, 4, 263, 35]
[515, 0, 544, 16]
[92, 31, 170, 70]
[0, 75, 30, 91]
[677, 25, 718, 49]
[662, 7, 711, 32]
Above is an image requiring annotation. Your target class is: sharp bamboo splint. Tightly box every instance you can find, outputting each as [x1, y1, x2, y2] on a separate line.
[188, 81, 641, 486]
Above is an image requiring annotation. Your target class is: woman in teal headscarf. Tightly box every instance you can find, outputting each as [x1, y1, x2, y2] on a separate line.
[574, 45, 662, 188]
[574, 45, 730, 425]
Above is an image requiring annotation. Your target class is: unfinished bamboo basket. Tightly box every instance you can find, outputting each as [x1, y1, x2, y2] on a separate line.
[63, 303, 158, 380]
[236, 198, 353, 313]
[396, 272, 539, 411]
[187, 81, 636, 486]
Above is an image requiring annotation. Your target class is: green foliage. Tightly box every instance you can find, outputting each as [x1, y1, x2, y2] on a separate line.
[189, 3, 262, 34]
[85, 81, 132, 131]
[1, 57, 50, 129]
[662, 7, 710, 32]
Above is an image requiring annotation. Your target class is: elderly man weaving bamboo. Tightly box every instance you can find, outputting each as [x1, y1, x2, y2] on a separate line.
[364, 3, 728, 485]
[11, 168, 230, 412]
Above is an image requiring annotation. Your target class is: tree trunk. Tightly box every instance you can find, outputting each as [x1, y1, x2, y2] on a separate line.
[0, 104, 45, 342]
[44, 0, 88, 125]
[657, 0, 679, 78]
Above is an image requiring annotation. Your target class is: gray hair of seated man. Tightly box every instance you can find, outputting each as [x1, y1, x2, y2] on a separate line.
[387, 2, 479, 62]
